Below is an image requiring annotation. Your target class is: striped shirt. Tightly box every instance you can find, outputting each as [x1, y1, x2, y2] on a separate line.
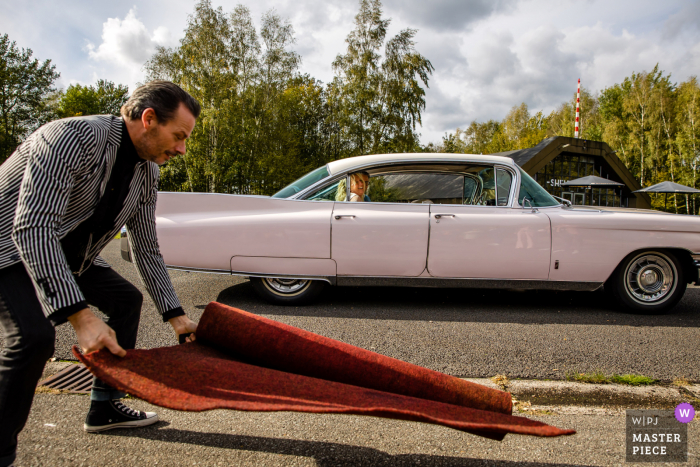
[0, 115, 183, 324]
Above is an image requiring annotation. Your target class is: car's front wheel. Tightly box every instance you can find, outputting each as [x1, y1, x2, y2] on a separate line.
[606, 250, 686, 314]
[250, 277, 326, 305]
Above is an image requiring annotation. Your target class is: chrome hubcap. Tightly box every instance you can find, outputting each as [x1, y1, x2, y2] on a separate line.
[625, 254, 675, 303]
[263, 277, 309, 295]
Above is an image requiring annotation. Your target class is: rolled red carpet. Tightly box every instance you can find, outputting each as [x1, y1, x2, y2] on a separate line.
[74, 302, 575, 440]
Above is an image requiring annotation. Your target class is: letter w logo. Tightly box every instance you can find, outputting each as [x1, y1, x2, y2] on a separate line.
[632, 417, 642, 425]
[679, 408, 691, 418]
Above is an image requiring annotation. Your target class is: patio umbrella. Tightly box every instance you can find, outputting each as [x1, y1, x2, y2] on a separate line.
[632, 181, 700, 213]
[631, 181, 700, 194]
[561, 175, 624, 187]
[561, 176, 623, 206]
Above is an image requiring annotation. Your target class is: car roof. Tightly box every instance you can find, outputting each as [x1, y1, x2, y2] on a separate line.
[326, 153, 518, 176]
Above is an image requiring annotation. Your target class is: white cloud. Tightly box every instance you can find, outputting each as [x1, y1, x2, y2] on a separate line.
[87, 8, 164, 65]
[2, 0, 698, 145]
[416, 0, 700, 143]
[151, 26, 174, 47]
[84, 7, 174, 87]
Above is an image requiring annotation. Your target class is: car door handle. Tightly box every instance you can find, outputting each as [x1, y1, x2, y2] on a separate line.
[434, 214, 455, 219]
[334, 215, 356, 219]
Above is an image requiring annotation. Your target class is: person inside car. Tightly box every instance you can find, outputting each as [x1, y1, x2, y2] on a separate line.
[335, 171, 371, 202]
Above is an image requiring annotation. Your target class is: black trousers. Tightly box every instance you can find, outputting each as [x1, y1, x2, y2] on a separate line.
[0, 262, 142, 466]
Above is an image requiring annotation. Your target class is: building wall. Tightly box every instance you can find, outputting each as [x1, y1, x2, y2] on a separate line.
[532, 152, 626, 207]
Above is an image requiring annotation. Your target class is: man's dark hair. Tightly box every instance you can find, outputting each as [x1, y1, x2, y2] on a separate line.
[121, 80, 201, 123]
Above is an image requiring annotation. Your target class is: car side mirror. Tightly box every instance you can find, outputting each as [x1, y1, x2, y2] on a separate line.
[551, 195, 572, 207]
[522, 198, 539, 213]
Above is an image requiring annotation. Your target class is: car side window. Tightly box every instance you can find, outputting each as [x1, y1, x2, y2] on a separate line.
[371, 173, 463, 204]
[306, 179, 342, 201]
[465, 167, 496, 205]
[463, 175, 480, 204]
[303, 165, 515, 206]
[496, 169, 512, 206]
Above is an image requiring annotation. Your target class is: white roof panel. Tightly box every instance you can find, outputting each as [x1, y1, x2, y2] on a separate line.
[326, 153, 517, 175]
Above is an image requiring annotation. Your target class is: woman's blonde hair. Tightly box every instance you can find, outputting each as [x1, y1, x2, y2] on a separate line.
[335, 172, 370, 201]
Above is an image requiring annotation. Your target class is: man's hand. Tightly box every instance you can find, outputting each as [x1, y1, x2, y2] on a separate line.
[68, 308, 126, 357]
[169, 315, 197, 343]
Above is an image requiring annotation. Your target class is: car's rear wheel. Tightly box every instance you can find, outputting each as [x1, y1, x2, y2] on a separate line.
[606, 250, 686, 314]
[250, 277, 325, 305]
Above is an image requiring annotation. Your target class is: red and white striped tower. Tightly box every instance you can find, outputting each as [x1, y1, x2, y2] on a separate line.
[575, 78, 580, 138]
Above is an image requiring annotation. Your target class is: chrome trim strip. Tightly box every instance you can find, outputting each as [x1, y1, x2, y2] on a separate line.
[165, 265, 232, 275]
[165, 263, 603, 291]
[165, 264, 336, 285]
[166, 263, 601, 291]
[335, 276, 603, 291]
[232, 270, 336, 285]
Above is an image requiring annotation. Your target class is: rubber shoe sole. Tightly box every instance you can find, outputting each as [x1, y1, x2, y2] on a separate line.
[84, 413, 159, 433]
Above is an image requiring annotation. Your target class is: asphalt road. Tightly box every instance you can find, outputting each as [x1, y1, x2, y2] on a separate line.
[16, 394, 699, 466]
[5, 240, 700, 466]
[28, 239, 698, 382]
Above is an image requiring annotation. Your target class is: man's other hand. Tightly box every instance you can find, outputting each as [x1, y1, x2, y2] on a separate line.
[169, 315, 197, 343]
[67, 308, 126, 357]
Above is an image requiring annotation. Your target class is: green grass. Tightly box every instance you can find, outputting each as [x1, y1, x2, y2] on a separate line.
[609, 374, 657, 386]
[567, 371, 608, 384]
[566, 371, 656, 386]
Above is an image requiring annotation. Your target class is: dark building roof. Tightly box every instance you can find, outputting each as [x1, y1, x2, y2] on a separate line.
[496, 137, 558, 168]
[491, 136, 651, 209]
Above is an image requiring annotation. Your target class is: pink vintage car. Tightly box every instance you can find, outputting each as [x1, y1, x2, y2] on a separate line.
[122, 154, 700, 313]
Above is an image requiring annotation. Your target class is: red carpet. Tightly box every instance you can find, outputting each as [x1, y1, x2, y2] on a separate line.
[74, 302, 575, 440]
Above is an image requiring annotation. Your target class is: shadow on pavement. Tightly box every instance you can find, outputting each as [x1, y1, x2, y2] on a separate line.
[213, 281, 700, 328]
[105, 427, 586, 467]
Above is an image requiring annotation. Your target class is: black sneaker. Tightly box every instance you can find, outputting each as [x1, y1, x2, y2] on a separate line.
[84, 399, 159, 433]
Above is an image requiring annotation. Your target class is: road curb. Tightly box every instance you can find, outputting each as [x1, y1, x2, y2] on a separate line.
[464, 378, 700, 410]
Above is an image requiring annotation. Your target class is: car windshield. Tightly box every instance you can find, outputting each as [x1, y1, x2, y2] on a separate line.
[272, 166, 330, 198]
[517, 167, 559, 207]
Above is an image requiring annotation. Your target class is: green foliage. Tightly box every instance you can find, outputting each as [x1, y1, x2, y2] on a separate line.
[146, 0, 432, 195]
[146, 0, 310, 194]
[10, 0, 697, 213]
[55, 79, 129, 118]
[438, 66, 700, 214]
[333, 0, 433, 156]
[0, 33, 59, 163]
[439, 104, 549, 155]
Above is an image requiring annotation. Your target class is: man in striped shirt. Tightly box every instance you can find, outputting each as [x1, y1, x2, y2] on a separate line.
[0, 81, 201, 467]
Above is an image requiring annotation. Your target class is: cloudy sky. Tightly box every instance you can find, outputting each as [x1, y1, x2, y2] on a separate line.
[2, 0, 699, 143]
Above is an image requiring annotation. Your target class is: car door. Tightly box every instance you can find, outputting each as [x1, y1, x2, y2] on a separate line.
[427, 167, 552, 279]
[325, 170, 468, 277]
[331, 202, 430, 276]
